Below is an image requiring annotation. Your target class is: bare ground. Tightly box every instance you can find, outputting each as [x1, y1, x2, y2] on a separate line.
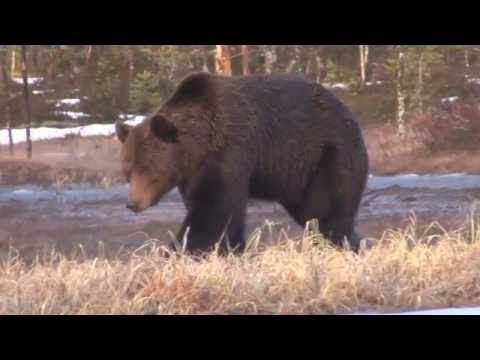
[2, 134, 480, 314]
[2, 132, 480, 261]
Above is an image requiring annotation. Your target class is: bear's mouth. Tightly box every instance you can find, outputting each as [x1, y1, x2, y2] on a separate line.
[126, 202, 145, 213]
[127, 194, 164, 214]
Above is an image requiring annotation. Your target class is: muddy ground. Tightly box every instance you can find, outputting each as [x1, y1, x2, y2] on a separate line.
[2, 136, 480, 261]
[1, 181, 480, 261]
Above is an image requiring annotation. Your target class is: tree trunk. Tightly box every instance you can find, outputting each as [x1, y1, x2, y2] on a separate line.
[286, 45, 301, 73]
[47, 46, 56, 82]
[315, 48, 324, 83]
[11, 47, 16, 77]
[1, 47, 14, 156]
[395, 46, 407, 138]
[202, 47, 210, 72]
[21, 45, 32, 159]
[119, 46, 135, 114]
[81, 45, 98, 102]
[417, 50, 425, 113]
[358, 45, 368, 87]
[264, 45, 276, 74]
[85, 45, 93, 65]
[215, 45, 232, 76]
[305, 48, 314, 79]
[359, 45, 369, 87]
[31, 45, 40, 74]
[241, 45, 250, 76]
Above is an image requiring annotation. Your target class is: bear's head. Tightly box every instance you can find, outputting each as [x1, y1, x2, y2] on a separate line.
[115, 72, 225, 213]
[115, 114, 182, 213]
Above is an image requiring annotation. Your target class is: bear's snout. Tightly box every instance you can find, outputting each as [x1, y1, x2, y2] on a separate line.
[126, 201, 141, 213]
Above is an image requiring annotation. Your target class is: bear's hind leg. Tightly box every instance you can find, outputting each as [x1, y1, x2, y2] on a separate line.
[285, 169, 361, 252]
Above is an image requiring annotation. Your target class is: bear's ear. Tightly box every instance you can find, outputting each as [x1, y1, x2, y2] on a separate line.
[172, 72, 210, 102]
[150, 115, 178, 143]
[115, 121, 132, 144]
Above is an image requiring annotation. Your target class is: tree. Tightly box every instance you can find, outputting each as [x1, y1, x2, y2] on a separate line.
[215, 45, 232, 76]
[359, 45, 369, 87]
[241, 45, 250, 76]
[395, 45, 407, 137]
[118, 46, 136, 114]
[20, 45, 32, 159]
[263, 45, 277, 74]
[0, 46, 15, 156]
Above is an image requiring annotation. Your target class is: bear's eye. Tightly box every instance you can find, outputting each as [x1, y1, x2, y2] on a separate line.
[137, 166, 149, 175]
[124, 170, 131, 183]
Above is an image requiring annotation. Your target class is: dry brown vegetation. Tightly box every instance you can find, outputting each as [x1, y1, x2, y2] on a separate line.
[2, 124, 480, 314]
[1, 217, 480, 315]
[3, 123, 480, 188]
[365, 124, 480, 175]
[0, 135, 123, 186]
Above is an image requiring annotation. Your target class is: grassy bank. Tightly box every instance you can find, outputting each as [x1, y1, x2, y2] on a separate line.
[1, 217, 480, 315]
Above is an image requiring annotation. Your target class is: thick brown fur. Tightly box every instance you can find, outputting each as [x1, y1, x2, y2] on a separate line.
[116, 72, 369, 254]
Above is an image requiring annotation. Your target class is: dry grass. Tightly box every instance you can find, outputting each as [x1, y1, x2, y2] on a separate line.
[4, 126, 480, 187]
[2, 217, 480, 315]
[364, 124, 480, 175]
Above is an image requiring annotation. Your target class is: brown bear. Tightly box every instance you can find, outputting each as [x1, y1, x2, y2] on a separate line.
[115, 72, 369, 254]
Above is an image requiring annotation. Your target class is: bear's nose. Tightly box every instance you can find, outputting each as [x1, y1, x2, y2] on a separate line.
[126, 201, 138, 211]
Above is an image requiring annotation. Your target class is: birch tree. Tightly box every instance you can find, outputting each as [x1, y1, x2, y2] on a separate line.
[395, 45, 407, 138]
[20, 45, 32, 159]
[359, 45, 369, 87]
[263, 45, 277, 74]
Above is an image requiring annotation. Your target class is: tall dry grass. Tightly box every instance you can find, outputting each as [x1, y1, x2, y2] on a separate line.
[2, 216, 480, 315]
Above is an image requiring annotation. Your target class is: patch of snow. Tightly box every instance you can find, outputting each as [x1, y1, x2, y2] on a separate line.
[466, 77, 480, 85]
[54, 111, 91, 119]
[332, 83, 348, 90]
[0, 115, 147, 145]
[365, 81, 384, 86]
[441, 96, 459, 103]
[55, 98, 81, 107]
[11, 77, 44, 85]
[323, 82, 349, 90]
[390, 307, 480, 315]
[357, 307, 480, 315]
[120, 115, 147, 126]
[368, 174, 480, 190]
[32, 89, 55, 95]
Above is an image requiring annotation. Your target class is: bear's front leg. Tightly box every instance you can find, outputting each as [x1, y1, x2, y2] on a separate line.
[176, 179, 248, 255]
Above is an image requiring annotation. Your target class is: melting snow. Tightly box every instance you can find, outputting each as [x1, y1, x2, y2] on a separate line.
[365, 81, 384, 86]
[357, 307, 480, 315]
[55, 98, 81, 107]
[32, 89, 55, 95]
[53, 111, 91, 119]
[466, 77, 480, 85]
[323, 82, 349, 90]
[11, 77, 44, 85]
[0, 115, 146, 145]
[441, 96, 459, 103]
